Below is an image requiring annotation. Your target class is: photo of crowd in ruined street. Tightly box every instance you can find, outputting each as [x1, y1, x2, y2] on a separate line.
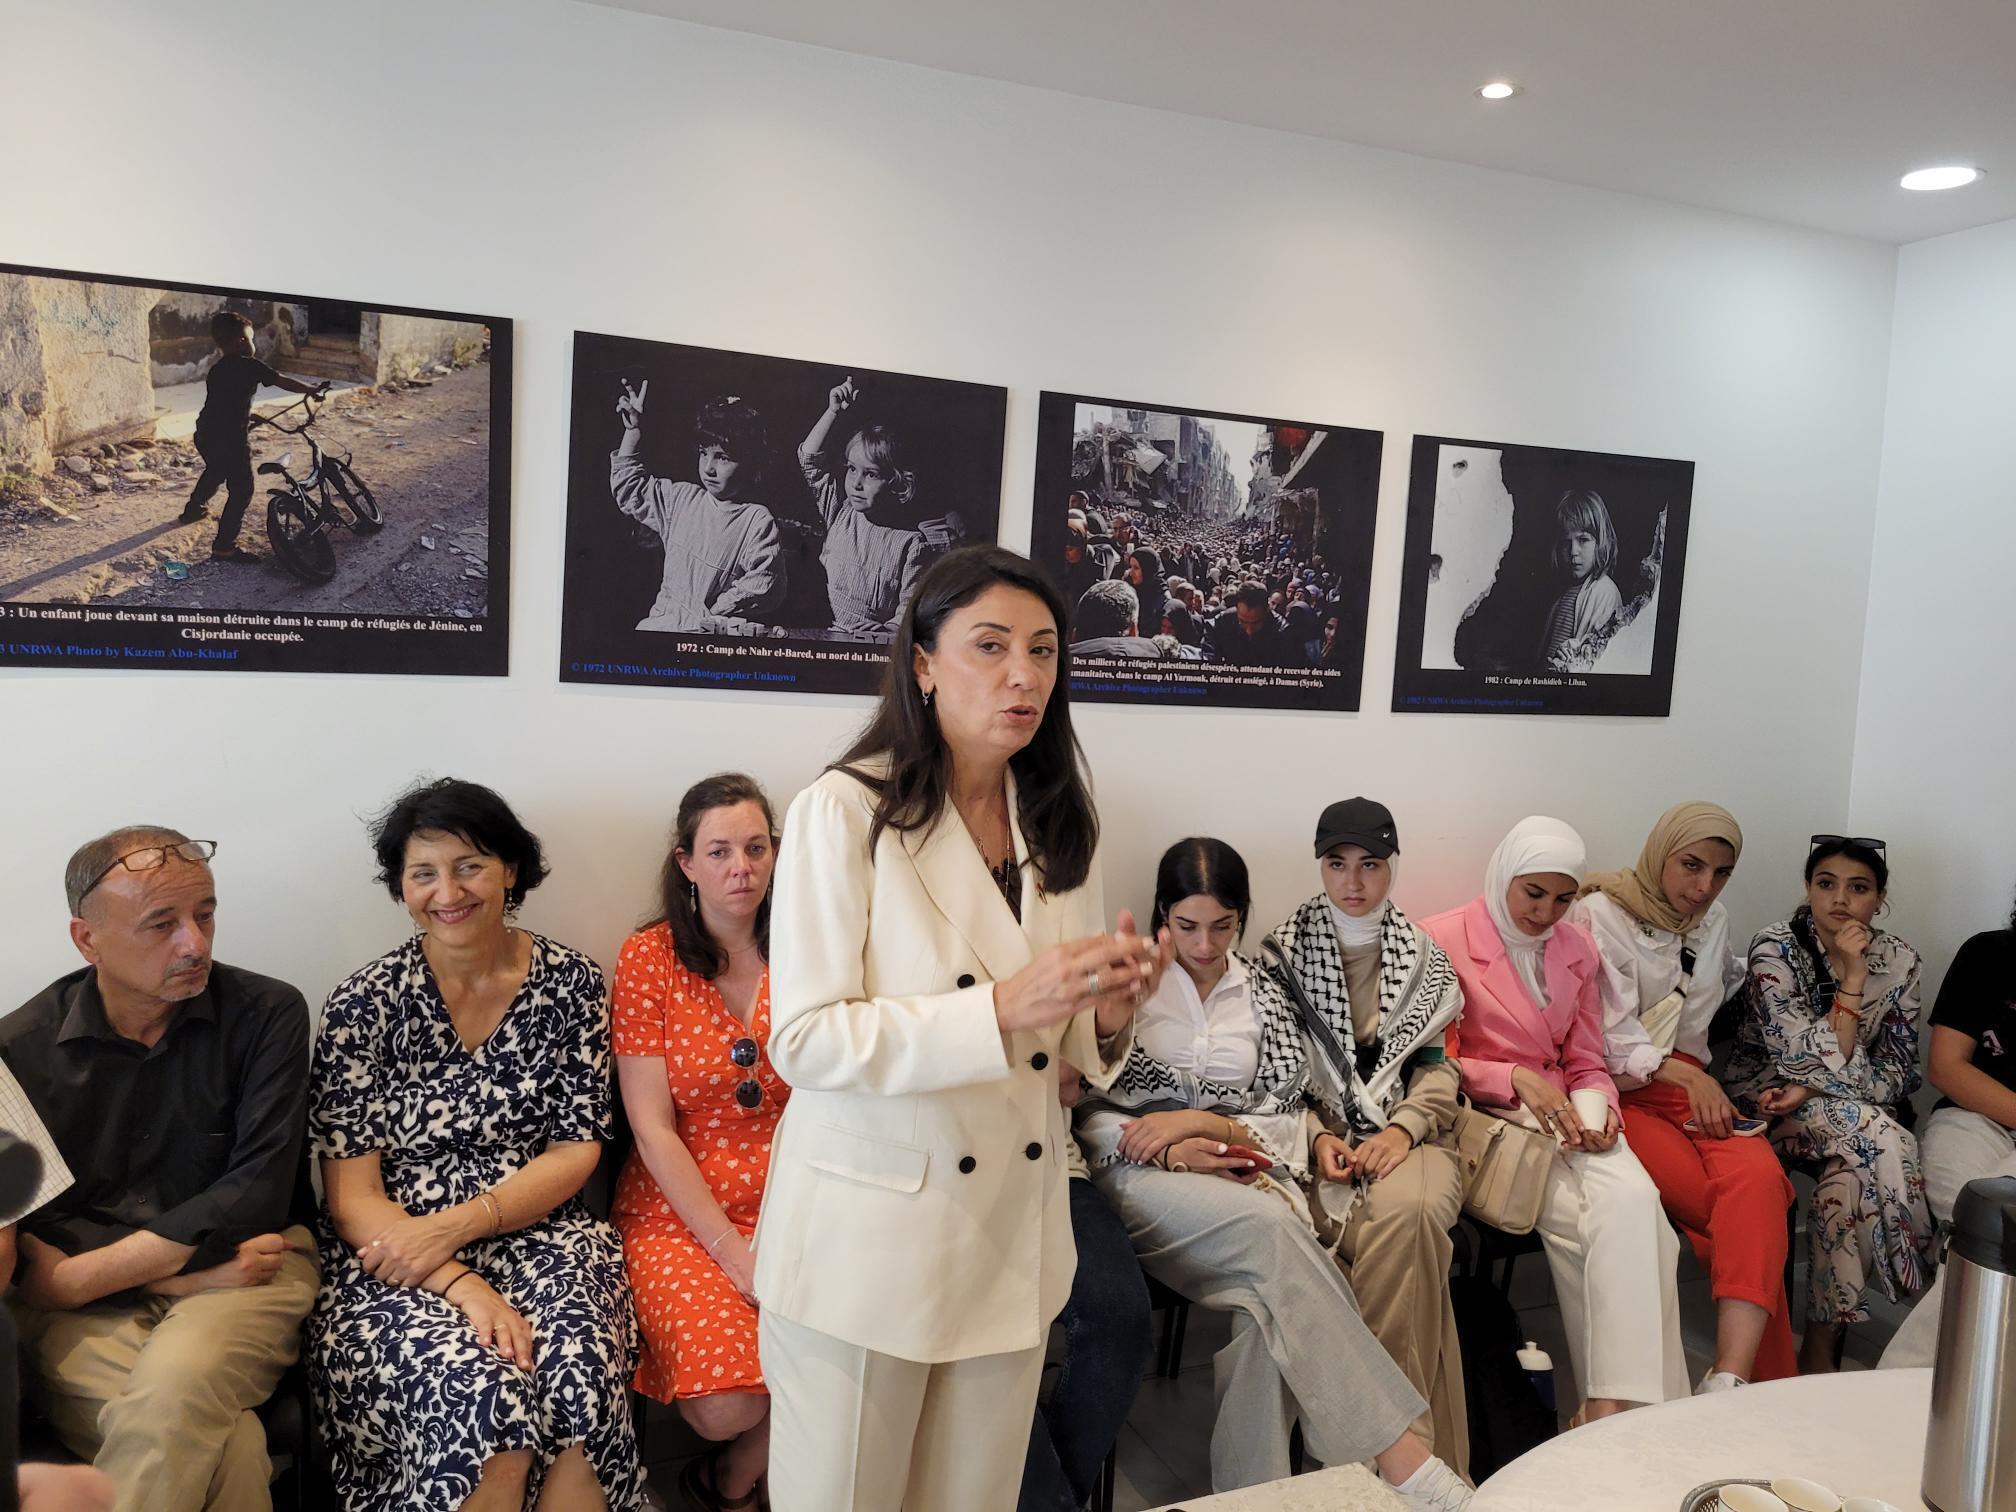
[560, 330, 1005, 697]
[1028, 392, 1382, 712]
[1391, 434, 1693, 717]
[0, 263, 509, 676]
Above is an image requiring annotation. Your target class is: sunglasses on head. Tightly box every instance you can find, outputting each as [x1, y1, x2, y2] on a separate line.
[729, 1036, 763, 1110]
[1809, 834, 1887, 857]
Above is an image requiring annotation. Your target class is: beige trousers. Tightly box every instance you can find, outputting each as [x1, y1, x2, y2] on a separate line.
[1336, 1140, 1469, 1477]
[759, 1308, 1047, 1511]
[11, 1224, 319, 1512]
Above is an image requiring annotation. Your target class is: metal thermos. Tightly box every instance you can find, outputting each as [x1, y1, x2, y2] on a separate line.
[1923, 1175, 2016, 1512]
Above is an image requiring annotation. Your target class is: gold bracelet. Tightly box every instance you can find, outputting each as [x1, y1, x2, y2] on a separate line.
[480, 1191, 502, 1236]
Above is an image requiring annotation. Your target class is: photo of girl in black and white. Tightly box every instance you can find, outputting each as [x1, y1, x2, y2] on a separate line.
[561, 331, 1006, 696]
[1391, 435, 1694, 718]
[611, 380, 784, 633]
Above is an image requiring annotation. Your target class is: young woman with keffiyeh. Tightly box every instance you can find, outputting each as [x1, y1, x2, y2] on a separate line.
[1260, 797, 1470, 1477]
[1076, 837, 1472, 1511]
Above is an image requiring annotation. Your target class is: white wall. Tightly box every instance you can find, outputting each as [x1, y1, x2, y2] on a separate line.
[0, 0, 1899, 1005]
[1850, 216, 2016, 988]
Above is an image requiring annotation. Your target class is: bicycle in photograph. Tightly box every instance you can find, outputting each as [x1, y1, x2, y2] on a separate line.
[251, 391, 382, 582]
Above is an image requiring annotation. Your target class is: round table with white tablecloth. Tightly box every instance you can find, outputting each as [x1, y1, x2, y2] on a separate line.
[1472, 1369, 1933, 1511]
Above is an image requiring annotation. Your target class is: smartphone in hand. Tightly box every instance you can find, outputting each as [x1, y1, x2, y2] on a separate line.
[1684, 1115, 1770, 1137]
[1223, 1143, 1274, 1171]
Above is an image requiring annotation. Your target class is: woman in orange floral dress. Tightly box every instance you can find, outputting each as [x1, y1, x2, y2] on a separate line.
[612, 773, 788, 1512]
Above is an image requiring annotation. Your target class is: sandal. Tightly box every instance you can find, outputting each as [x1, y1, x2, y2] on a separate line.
[676, 1449, 759, 1512]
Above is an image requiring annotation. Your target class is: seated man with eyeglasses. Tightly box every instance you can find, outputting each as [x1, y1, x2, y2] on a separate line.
[0, 826, 318, 1512]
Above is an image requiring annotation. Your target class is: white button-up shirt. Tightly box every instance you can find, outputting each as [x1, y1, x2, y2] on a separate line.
[1569, 891, 1746, 1090]
[1137, 955, 1261, 1089]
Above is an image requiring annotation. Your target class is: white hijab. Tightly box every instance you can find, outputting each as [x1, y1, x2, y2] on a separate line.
[1482, 816, 1587, 1007]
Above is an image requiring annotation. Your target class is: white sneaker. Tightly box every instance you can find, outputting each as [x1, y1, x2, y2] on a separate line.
[1695, 1368, 1747, 1394]
[1392, 1454, 1474, 1510]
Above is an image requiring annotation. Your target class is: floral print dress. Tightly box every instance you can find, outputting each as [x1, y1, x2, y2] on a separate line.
[1725, 910, 1935, 1324]
[610, 922, 789, 1402]
[306, 934, 643, 1510]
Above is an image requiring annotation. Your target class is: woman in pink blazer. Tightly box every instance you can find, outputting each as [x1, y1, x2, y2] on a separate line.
[1421, 816, 1686, 1423]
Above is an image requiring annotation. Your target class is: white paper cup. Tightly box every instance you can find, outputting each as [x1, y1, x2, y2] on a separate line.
[1770, 1478, 1841, 1511]
[1569, 1087, 1611, 1137]
[1839, 1500, 1906, 1512]
[1719, 1487, 1790, 1512]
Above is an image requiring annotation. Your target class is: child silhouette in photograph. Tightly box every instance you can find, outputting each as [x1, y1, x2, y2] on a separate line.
[1537, 488, 1622, 667]
[610, 380, 784, 632]
[178, 310, 327, 563]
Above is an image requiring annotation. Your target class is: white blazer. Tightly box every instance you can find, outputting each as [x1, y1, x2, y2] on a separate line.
[753, 759, 1126, 1363]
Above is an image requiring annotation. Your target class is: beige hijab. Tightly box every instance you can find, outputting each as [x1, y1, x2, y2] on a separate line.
[1581, 801, 1744, 934]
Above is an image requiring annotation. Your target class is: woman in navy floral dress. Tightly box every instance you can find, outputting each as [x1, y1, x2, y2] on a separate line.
[307, 779, 643, 1510]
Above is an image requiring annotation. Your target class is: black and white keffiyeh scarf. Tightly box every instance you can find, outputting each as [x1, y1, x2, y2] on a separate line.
[1074, 953, 1310, 1171]
[1261, 896, 1462, 1138]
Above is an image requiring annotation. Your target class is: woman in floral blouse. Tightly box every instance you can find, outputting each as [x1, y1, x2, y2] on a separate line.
[1724, 835, 1935, 1372]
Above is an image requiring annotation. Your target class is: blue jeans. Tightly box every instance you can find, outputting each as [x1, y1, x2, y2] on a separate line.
[1019, 1178, 1152, 1511]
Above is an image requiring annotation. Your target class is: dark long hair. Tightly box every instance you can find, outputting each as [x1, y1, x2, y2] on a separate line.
[1150, 836, 1251, 938]
[835, 544, 1097, 894]
[1791, 837, 1891, 997]
[650, 772, 778, 980]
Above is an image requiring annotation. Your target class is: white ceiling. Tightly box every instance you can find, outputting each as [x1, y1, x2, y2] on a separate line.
[588, 0, 2015, 244]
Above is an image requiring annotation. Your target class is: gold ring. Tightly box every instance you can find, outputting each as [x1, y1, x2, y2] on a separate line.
[1170, 1162, 1190, 1174]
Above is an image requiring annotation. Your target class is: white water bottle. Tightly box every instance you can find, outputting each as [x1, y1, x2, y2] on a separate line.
[1517, 1340, 1556, 1413]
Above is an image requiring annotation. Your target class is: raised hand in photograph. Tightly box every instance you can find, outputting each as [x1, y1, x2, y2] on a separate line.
[615, 375, 649, 430]
[798, 373, 924, 637]
[611, 385, 785, 633]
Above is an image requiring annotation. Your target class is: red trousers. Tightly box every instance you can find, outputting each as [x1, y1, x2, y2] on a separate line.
[1621, 1061, 1798, 1381]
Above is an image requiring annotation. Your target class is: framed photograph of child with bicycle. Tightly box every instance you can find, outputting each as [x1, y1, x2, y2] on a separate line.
[559, 329, 1007, 697]
[1389, 433, 1694, 717]
[0, 260, 511, 676]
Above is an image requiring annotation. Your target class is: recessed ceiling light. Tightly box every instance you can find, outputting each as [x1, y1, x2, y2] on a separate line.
[1477, 81, 1520, 101]
[1900, 165, 1982, 191]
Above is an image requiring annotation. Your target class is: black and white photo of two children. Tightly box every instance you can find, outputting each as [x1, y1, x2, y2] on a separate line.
[560, 331, 1007, 696]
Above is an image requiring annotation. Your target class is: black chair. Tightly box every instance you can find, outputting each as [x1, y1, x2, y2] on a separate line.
[1452, 1213, 1544, 1297]
[1147, 1273, 1191, 1379]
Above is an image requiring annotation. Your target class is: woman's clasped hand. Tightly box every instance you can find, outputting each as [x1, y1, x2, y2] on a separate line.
[993, 908, 1171, 1035]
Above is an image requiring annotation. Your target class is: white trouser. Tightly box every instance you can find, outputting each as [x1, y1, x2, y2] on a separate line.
[759, 1308, 1047, 1512]
[1878, 1107, 2016, 1368]
[1532, 1134, 1689, 1405]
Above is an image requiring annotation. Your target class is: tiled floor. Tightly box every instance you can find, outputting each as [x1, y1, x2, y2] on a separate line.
[640, 1237, 1915, 1510]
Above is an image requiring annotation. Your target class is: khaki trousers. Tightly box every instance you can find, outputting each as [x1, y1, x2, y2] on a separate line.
[1336, 1141, 1468, 1477]
[11, 1224, 319, 1512]
[759, 1308, 1047, 1511]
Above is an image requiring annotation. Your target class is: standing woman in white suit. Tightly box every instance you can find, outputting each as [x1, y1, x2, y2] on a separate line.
[755, 545, 1168, 1512]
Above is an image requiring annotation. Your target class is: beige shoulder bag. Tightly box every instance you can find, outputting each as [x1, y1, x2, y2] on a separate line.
[1451, 1100, 1553, 1234]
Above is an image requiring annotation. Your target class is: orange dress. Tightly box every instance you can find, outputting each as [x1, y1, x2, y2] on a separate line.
[611, 922, 789, 1402]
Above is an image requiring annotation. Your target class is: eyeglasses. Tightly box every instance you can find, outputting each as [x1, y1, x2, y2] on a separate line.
[79, 840, 219, 904]
[729, 1036, 763, 1110]
[1809, 834, 1887, 857]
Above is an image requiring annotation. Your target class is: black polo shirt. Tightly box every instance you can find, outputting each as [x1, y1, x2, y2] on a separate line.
[1930, 928, 2016, 1112]
[0, 961, 313, 1271]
